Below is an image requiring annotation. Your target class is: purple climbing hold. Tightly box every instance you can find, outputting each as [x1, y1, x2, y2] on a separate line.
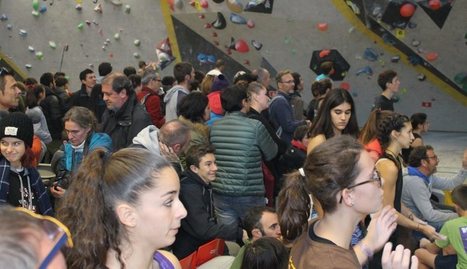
[230, 13, 247, 24]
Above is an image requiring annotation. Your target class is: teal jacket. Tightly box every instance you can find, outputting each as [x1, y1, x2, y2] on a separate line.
[210, 111, 278, 196]
[56, 132, 112, 188]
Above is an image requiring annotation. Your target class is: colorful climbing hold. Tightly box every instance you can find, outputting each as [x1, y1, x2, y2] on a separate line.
[77, 22, 84, 30]
[317, 23, 328, 32]
[425, 52, 438, 62]
[428, 0, 441, 11]
[246, 19, 255, 28]
[400, 3, 415, 18]
[212, 12, 227, 29]
[227, 0, 243, 13]
[134, 39, 141, 46]
[19, 29, 28, 37]
[49, 41, 57, 49]
[251, 40, 262, 50]
[230, 13, 247, 24]
[35, 51, 44, 60]
[235, 39, 249, 53]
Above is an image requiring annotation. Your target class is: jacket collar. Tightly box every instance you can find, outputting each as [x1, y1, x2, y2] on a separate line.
[407, 166, 430, 184]
[182, 169, 211, 188]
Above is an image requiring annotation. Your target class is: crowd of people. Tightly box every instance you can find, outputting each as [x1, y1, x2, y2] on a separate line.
[0, 59, 466, 269]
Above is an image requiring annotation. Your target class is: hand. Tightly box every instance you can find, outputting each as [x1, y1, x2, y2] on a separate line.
[419, 238, 431, 248]
[242, 229, 249, 244]
[364, 205, 398, 252]
[50, 185, 66, 198]
[382, 242, 418, 269]
[420, 224, 446, 241]
[159, 142, 179, 162]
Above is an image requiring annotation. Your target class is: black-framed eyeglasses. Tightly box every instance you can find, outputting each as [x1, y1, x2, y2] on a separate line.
[339, 170, 382, 203]
[0, 67, 11, 77]
[15, 207, 73, 269]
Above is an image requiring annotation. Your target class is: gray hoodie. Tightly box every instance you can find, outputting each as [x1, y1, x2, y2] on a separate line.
[131, 125, 162, 156]
[163, 85, 189, 121]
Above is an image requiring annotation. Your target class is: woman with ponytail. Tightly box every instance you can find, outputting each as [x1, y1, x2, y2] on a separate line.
[57, 147, 187, 269]
[278, 135, 398, 268]
[359, 110, 393, 162]
[370, 112, 441, 268]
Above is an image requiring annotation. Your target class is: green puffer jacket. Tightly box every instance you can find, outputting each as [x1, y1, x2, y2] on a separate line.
[210, 111, 278, 196]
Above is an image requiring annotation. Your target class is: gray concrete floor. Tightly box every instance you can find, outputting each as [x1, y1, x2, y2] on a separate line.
[423, 131, 467, 177]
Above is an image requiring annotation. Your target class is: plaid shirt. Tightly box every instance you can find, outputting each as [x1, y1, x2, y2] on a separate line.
[0, 157, 53, 216]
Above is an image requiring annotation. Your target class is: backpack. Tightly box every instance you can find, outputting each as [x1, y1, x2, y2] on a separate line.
[140, 92, 166, 116]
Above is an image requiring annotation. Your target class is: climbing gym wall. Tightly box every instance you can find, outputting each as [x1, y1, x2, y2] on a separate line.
[0, 0, 168, 88]
[166, 0, 466, 131]
[1, 0, 466, 131]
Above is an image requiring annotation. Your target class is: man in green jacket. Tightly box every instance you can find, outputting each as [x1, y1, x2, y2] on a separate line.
[210, 85, 278, 235]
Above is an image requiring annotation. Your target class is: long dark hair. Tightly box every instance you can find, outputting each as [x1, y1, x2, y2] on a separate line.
[308, 88, 359, 139]
[57, 148, 172, 269]
[278, 135, 363, 242]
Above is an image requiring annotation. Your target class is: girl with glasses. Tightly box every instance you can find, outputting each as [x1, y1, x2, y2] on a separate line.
[278, 135, 398, 268]
[57, 147, 187, 269]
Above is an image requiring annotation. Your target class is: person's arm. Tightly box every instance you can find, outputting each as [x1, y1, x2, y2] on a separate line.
[405, 178, 457, 224]
[353, 206, 398, 265]
[256, 122, 278, 161]
[307, 134, 326, 155]
[271, 98, 305, 134]
[431, 149, 467, 190]
[377, 160, 441, 240]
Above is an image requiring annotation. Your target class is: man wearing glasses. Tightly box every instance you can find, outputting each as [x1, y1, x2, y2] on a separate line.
[402, 145, 467, 230]
[0, 67, 22, 120]
[268, 70, 308, 145]
[137, 69, 165, 128]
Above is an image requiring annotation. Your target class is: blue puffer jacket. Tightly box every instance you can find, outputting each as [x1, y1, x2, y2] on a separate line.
[210, 111, 278, 196]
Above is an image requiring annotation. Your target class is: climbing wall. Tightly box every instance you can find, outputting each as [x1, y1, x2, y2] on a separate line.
[0, 0, 168, 87]
[1, 0, 466, 131]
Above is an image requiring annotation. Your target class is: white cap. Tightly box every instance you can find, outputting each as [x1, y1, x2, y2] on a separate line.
[207, 69, 222, 76]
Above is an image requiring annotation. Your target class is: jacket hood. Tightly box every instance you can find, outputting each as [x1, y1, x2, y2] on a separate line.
[163, 85, 188, 103]
[132, 125, 161, 155]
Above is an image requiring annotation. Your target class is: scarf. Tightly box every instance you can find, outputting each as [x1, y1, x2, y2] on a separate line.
[407, 166, 430, 185]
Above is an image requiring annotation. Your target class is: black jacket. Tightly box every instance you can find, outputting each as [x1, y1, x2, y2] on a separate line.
[40, 87, 64, 140]
[69, 85, 106, 123]
[172, 170, 242, 259]
[101, 93, 151, 151]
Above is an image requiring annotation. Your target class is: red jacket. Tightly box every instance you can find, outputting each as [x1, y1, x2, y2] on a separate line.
[136, 86, 165, 128]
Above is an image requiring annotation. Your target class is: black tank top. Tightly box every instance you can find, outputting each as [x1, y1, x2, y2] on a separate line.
[382, 151, 403, 244]
[370, 152, 404, 269]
